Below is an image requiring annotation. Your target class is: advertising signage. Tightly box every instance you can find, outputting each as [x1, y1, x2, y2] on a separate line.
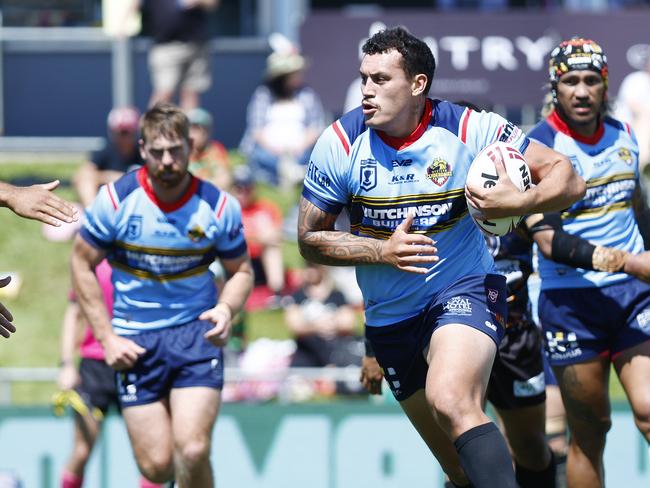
[301, 10, 650, 115]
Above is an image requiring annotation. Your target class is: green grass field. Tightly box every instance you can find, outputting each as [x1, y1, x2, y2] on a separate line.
[0, 160, 627, 404]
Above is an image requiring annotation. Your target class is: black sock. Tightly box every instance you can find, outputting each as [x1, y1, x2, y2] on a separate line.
[454, 422, 518, 488]
[516, 450, 557, 488]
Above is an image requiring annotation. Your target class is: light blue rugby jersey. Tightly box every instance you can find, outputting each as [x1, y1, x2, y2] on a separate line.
[529, 111, 643, 290]
[302, 99, 530, 326]
[80, 167, 247, 334]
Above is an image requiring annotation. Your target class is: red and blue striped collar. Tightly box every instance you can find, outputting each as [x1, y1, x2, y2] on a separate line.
[547, 110, 604, 145]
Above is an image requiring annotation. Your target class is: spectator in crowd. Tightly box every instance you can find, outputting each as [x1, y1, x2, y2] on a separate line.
[56, 260, 160, 488]
[139, 0, 219, 110]
[231, 165, 286, 304]
[71, 103, 253, 486]
[529, 37, 650, 488]
[188, 107, 232, 190]
[0, 179, 79, 339]
[284, 261, 364, 397]
[239, 33, 326, 188]
[74, 106, 143, 208]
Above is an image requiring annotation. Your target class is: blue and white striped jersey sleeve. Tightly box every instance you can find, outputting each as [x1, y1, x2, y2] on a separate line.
[214, 193, 248, 260]
[79, 184, 117, 249]
[301, 125, 351, 215]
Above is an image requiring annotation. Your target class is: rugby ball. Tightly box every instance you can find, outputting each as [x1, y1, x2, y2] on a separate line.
[466, 141, 531, 236]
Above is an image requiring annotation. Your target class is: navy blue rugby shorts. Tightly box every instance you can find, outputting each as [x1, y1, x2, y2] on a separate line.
[540, 277, 650, 367]
[365, 273, 507, 402]
[116, 319, 224, 408]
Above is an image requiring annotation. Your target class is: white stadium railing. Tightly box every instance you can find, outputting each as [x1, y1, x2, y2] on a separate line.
[0, 366, 365, 405]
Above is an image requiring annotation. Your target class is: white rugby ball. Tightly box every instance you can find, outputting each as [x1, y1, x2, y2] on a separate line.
[466, 141, 532, 236]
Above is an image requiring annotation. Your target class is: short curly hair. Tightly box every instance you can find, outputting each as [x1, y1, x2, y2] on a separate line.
[362, 26, 436, 95]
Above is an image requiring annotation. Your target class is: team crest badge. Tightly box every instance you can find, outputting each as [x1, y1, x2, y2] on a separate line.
[187, 225, 206, 242]
[618, 147, 633, 165]
[127, 215, 143, 240]
[426, 158, 453, 186]
[360, 158, 378, 191]
[487, 288, 499, 303]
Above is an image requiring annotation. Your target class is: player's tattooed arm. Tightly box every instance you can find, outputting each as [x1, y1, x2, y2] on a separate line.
[297, 197, 383, 266]
[298, 197, 438, 273]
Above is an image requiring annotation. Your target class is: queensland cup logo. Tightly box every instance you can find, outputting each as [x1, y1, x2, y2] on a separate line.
[426, 158, 453, 187]
[127, 215, 143, 240]
[359, 158, 378, 191]
[618, 147, 633, 166]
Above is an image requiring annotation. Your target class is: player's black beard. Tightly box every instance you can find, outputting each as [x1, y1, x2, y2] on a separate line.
[153, 169, 185, 188]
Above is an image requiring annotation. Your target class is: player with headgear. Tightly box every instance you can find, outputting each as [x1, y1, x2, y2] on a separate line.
[527, 37, 650, 488]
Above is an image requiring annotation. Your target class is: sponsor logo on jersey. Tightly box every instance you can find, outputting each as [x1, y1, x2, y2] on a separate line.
[187, 225, 206, 242]
[228, 223, 244, 241]
[546, 331, 582, 360]
[306, 161, 332, 188]
[360, 158, 378, 191]
[391, 158, 413, 167]
[362, 204, 454, 219]
[426, 158, 453, 186]
[389, 173, 417, 185]
[120, 249, 206, 275]
[443, 296, 473, 316]
[497, 122, 522, 144]
[127, 215, 143, 239]
[618, 147, 633, 166]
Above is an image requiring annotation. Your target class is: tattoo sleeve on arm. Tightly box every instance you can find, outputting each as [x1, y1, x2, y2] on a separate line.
[297, 197, 384, 266]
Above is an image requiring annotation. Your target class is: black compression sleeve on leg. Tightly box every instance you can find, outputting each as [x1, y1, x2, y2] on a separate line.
[454, 423, 518, 488]
[515, 450, 557, 488]
[551, 230, 596, 270]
